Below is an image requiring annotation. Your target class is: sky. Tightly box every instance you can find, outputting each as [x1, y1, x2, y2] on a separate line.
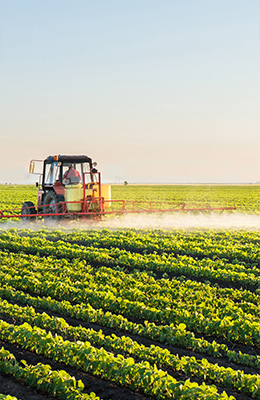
[0, 0, 259, 184]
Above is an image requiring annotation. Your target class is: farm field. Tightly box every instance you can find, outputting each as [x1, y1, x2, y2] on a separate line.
[0, 185, 260, 399]
[0, 184, 260, 215]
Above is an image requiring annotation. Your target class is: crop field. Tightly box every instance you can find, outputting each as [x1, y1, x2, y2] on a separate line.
[0, 184, 260, 399]
[0, 184, 260, 214]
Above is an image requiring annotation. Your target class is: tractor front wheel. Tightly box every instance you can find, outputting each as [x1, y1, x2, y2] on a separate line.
[21, 201, 36, 222]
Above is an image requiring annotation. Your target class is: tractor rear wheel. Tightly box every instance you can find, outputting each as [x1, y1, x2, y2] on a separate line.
[43, 191, 64, 220]
[21, 201, 36, 222]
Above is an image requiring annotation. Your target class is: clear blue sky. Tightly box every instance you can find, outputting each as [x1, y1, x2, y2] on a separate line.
[1, 0, 259, 183]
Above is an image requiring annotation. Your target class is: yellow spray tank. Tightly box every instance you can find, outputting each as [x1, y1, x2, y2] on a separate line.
[65, 184, 84, 212]
[93, 183, 111, 208]
[65, 183, 111, 212]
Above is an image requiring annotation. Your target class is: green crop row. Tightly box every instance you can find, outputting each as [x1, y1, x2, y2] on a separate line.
[1, 284, 259, 371]
[1, 247, 259, 325]
[1, 246, 259, 315]
[0, 319, 234, 400]
[0, 347, 100, 400]
[1, 297, 260, 398]
[0, 244, 260, 346]
[1, 231, 260, 288]
[1, 255, 260, 346]
[17, 227, 260, 263]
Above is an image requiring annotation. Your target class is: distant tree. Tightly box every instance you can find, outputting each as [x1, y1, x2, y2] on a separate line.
[124, 181, 128, 185]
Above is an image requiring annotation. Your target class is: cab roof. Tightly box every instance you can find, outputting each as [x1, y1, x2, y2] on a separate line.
[44, 155, 92, 164]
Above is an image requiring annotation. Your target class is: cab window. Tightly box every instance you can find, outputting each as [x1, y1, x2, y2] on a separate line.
[82, 162, 92, 183]
[44, 162, 60, 185]
[62, 163, 82, 184]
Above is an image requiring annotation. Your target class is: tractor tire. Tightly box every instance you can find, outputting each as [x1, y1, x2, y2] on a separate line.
[43, 191, 64, 220]
[21, 201, 37, 222]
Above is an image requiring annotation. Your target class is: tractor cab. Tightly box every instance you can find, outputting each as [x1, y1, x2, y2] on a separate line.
[42, 155, 95, 187]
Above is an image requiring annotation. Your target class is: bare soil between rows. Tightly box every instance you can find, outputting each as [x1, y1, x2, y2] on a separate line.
[0, 373, 56, 400]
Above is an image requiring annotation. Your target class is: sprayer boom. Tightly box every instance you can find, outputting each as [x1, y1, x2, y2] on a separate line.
[0, 199, 236, 221]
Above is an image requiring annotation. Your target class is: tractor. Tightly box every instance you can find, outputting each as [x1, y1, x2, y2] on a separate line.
[21, 154, 111, 220]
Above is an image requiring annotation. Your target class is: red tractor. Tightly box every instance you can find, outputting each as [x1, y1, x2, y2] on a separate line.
[21, 154, 111, 220]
